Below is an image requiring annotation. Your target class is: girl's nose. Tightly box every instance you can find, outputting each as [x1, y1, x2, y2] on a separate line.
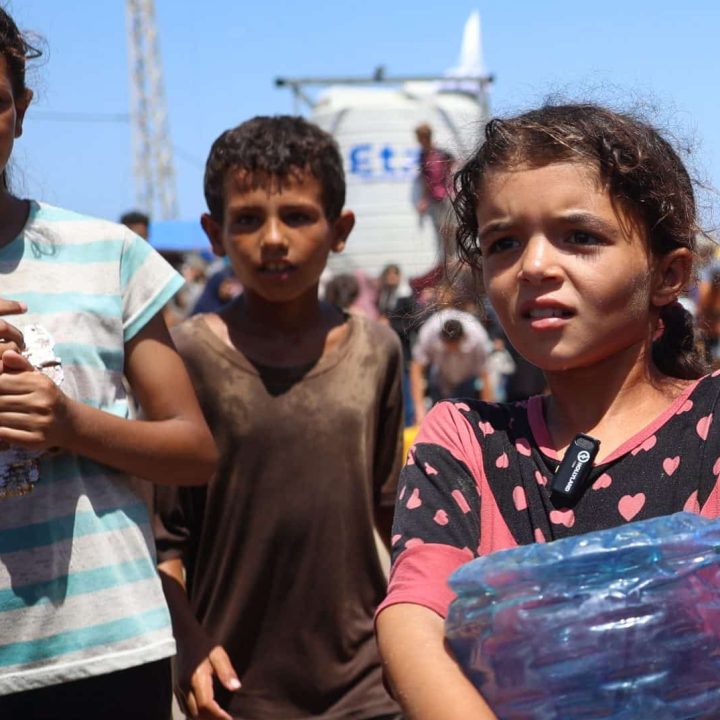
[518, 234, 561, 284]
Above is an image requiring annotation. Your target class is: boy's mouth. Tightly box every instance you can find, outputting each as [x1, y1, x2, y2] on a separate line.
[259, 261, 296, 274]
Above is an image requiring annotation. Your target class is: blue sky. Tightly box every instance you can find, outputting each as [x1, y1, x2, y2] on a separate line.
[9, 1, 720, 228]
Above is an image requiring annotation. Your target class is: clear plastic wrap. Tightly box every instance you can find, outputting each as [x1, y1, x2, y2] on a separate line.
[445, 512, 720, 719]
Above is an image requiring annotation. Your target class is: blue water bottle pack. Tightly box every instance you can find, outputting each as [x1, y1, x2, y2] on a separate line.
[445, 513, 720, 719]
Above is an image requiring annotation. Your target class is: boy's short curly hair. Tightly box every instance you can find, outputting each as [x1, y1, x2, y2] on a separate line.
[203, 116, 346, 222]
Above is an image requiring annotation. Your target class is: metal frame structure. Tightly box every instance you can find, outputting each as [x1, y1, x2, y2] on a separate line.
[125, 0, 178, 219]
[275, 66, 495, 117]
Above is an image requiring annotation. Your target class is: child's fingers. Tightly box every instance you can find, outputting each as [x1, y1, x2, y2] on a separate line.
[0, 341, 23, 359]
[209, 645, 241, 691]
[0, 299, 27, 317]
[191, 662, 232, 720]
[0, 320, 24, 351]
[0, 350, 33, 373]
[0, 427, 47, 452]
[0, 411, 38, 429]
[185, 689, 199, 718]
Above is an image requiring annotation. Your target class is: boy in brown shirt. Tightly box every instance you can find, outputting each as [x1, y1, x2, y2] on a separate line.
[154, 116, 403, 719]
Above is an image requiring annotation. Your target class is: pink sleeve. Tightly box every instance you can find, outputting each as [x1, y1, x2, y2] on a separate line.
[377, 401, 517, 619]
[377, 543, 474, 619]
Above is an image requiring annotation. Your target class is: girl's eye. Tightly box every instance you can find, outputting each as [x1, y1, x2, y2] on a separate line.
[567, 231, 601, 246]
[485, 236, 519, 255]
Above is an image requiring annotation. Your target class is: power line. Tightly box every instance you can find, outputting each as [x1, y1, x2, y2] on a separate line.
[30, 111, 130, 123]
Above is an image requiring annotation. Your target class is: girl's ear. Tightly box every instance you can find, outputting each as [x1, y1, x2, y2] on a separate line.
[14, 89, 32, 138]
[651, 247, 693, 309]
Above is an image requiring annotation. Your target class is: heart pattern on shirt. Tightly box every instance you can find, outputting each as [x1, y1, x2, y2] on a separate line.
[406, 488, 422, 509]
[618, 493, 645, 521]
[697, 414, 713, 441]
[592, 473, 612, 490]
[662, 456, 680, 476]
[549, 508, 575, 527]
[512, 486, 528, 511]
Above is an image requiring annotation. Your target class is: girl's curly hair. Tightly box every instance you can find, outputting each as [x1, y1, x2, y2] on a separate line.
[0, 7, 41, 98]
[452, 103, 705, 379]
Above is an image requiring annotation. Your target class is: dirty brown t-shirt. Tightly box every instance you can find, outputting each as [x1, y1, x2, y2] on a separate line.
[155, 313, 403, 719]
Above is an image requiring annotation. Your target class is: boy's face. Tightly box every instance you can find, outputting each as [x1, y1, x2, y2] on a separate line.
[202, 169, 354, 306]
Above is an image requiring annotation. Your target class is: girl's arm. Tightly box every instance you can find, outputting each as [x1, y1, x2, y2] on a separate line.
[377, 603, 497, 720]
[0, 312, 217, 485]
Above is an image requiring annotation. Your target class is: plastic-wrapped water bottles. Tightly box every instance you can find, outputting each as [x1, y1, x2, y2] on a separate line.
[445, 513, 720, 719]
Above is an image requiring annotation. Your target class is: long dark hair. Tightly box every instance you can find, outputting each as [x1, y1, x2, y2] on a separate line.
[0, 7, 41, 190]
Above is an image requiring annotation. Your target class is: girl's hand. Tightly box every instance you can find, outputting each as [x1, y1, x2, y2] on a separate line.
[0, 350, 72, 452]
[0, 298, 27, 368]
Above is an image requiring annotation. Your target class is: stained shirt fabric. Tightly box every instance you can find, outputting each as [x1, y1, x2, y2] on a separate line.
[155, 312, 403, 719]
[0, 202, 182, 694]
[379, 372, 720, 619]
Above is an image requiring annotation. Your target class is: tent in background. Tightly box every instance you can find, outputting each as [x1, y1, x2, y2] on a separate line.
[149, 220, 208, 253]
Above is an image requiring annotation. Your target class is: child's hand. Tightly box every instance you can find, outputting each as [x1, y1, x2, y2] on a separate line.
[176, 641, 240, 720]
[0, 298, 26, 367]
[0, 350, 71, 452]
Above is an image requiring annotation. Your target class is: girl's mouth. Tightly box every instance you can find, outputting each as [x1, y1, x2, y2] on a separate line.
[525, 307, 573, 319]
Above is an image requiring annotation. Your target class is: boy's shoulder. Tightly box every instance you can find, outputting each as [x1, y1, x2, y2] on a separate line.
[349, 312, 403, 357]
[170, 314, 210, 354]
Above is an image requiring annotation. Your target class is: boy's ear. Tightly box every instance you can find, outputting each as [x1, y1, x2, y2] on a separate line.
[200, 213, 226, 257]
[330, 210, 355, 254]
[651, 247, 693, 309]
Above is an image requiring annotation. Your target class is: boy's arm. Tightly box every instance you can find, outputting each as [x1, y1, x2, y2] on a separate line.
[0, 312, 217, 485]
[377, 603, 497, 720]
[159, 559, 240, 720]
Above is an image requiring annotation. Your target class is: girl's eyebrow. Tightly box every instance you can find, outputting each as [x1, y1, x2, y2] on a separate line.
[478, 219, 513, 240]
[558, 211, 618, 236]
[478, 212, 619, 241]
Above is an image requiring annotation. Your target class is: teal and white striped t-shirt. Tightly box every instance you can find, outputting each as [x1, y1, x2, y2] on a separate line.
[0, 201, 184, 694]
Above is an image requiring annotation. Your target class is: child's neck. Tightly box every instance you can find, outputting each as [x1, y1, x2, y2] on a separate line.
[543, 341, 690, 461]
[240, 288, 326, 334]
[0, 193, 28, 248]
[217, 289, 349, 367]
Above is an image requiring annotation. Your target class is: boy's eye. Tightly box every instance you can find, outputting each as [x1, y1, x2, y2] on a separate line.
[283, 211, 314, 225]
[231, 214, 260, 230]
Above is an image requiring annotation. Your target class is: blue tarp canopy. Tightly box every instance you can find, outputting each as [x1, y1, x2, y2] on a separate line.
[149, 220, 208, 252]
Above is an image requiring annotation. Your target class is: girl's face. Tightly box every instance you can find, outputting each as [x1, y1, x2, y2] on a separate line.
[476, 161, 658, 373]
[0, 55, 30, 183]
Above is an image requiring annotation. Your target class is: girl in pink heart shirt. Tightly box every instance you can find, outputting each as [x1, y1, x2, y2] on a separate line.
[375, 103, 717, 720]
